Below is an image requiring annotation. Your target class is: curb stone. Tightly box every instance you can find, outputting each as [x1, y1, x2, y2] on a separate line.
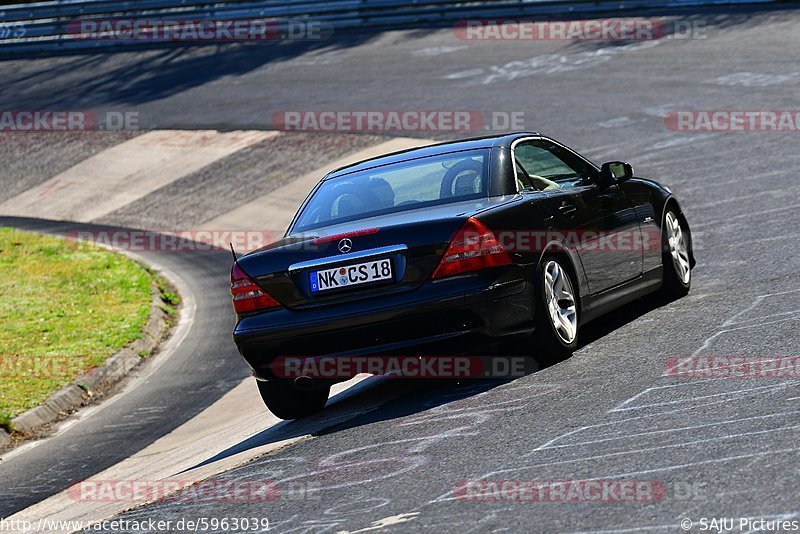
[5, 276, 176, 442]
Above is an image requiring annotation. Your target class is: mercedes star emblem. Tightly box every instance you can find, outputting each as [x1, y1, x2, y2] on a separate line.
[338, 238, 353, 253]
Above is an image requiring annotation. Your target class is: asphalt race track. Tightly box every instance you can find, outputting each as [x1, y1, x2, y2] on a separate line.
[1, 4, 800, 532]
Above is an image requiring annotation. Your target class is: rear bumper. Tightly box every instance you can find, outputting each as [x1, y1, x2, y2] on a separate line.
[233, 275, 534, 381]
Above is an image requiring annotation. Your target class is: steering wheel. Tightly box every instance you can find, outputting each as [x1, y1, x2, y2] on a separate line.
[439, 159, 484, 198]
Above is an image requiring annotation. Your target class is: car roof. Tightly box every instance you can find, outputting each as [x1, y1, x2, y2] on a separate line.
[325, 132, 542, 179]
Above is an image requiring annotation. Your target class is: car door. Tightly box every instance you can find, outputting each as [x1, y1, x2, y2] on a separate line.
[513, 139, 643, 294]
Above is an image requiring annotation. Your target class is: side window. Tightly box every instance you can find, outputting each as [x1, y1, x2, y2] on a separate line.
[514, 141, 597, 190]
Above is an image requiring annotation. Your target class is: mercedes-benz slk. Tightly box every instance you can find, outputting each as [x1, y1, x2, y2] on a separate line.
[230, 133, 695, 419]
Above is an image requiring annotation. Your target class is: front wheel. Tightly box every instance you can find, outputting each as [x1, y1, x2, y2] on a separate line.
[256, 379, 329, 420]
[533, 256, 579, 360]
[661, 210, 691, 299]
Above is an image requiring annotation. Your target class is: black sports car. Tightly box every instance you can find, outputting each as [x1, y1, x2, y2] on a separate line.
[231, 133, 695, 419]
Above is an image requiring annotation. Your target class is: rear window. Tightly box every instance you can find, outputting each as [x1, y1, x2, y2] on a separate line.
[292, 149, 490, 232]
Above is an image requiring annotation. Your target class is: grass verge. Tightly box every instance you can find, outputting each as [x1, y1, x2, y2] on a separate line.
[0, 227, 175, 432]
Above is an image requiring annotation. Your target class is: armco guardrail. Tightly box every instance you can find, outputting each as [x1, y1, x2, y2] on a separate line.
[0, 0, 779, 55]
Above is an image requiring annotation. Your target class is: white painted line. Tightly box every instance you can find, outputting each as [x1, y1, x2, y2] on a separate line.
[534, 410, 800, 451]
[610, 382, 798, 412]
[0, 130, 277, 223]
[336, 512, 420, 534]
[530, 396, 794, 455]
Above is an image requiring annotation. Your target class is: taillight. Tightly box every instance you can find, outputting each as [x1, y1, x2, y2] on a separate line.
[230, 262, 280, 313]
[431, 218, 511, 279]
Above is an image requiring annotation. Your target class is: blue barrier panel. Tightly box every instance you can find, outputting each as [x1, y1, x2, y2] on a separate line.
[0, 0, 780, 54]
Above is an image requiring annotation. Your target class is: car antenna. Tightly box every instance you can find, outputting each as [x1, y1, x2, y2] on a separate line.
[229, 242, 237, 262]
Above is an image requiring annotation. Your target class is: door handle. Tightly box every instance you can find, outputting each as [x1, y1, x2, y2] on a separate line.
[558, 202, 577, 217]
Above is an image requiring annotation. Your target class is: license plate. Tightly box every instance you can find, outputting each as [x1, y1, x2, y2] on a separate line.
[310, 258, 393, 293]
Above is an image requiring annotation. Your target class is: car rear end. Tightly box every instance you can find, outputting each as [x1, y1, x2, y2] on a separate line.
[230, 148, 535, 382]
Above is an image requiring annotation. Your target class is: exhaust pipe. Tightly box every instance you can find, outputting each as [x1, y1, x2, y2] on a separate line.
[294, 375, 316, 390]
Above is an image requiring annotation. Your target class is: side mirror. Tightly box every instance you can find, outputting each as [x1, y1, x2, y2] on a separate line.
[600, 161, 634, 186]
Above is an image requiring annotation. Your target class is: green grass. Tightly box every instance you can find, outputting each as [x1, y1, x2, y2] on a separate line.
[0, 227, 158, 430]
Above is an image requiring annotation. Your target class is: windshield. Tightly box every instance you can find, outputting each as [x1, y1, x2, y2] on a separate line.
[292, 149, 490, 232]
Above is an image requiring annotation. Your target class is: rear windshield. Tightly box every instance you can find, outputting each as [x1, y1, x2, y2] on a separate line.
[292, 149, 490, 232]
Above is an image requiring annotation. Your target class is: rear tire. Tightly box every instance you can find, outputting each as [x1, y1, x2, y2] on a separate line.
[533, 255, 579, 361]
[256, 379, 329, 420]
[661, 210, 691, 299]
